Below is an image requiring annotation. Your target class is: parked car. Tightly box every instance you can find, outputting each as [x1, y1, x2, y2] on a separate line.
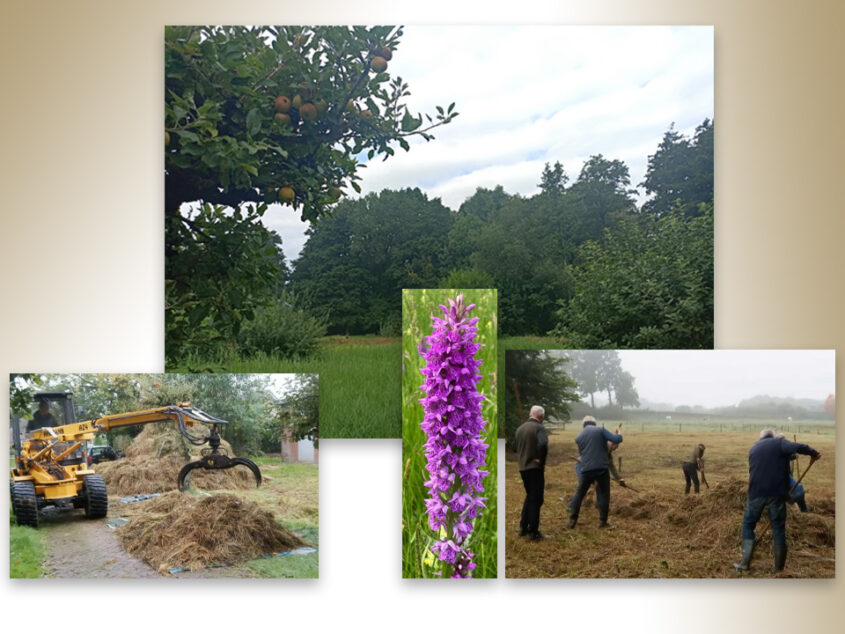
[87, 444, 119, 464]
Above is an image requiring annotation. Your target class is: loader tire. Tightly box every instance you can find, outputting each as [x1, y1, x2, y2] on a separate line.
[12, 481, 39, 528]
[82, 474, 108, 519]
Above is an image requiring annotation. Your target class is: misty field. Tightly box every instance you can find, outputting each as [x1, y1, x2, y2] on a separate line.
[506, 424, 835, 578]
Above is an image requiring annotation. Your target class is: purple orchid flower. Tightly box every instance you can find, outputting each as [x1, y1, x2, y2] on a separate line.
[419, 294, 489, 578]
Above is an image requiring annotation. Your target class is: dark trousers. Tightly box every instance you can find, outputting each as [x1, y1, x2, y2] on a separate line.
[520, 468, 545, 534]
[569, 468, 610, 522]
[790, 493, 808, 513]
[741, 496, 787, 546]
[682, 462, 700, 494]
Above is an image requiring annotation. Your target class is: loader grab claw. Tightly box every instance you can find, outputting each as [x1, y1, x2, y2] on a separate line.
[176, 423, 262, 491]
[177, 453, 262, 491]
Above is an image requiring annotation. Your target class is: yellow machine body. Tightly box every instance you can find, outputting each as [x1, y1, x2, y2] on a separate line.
[10, 404, 202, 502]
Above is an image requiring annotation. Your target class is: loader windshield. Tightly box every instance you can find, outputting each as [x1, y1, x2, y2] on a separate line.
[27, 398, 68, 432]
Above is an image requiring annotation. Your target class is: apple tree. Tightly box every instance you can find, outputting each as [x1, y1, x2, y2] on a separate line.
[165, 25, 458, 362]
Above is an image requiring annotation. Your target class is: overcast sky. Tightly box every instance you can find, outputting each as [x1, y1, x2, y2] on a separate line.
[611, 350, 836, 409]
[262, 25, 714, 262]
[264, 373, 308, 401]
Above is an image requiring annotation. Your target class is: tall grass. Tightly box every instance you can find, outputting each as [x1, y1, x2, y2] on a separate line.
[402, 289, 498, 578]
[176, 337, 400, 438]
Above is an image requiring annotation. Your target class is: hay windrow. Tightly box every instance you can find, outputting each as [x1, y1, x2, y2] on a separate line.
[95, 423, 256, 495]
[117, 492, 307, 573]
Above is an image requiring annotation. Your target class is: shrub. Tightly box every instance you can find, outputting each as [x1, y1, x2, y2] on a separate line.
[238, 296, 327, 359]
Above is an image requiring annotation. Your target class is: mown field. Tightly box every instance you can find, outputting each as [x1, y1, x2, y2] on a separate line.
[181, 336, 400, 438]
[506, 424, 835, 578]
[402, 289, 498, 578]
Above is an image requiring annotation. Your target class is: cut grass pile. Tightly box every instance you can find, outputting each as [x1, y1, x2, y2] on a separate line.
[175, 336, 400, 438]
[402, 289, 498, 578]
[96, 423, 256, 495]
[506, 429, 835, 578]
[117, 491, 307, 573]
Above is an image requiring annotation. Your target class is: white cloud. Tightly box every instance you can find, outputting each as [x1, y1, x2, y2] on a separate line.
[269, 25, 713, 261]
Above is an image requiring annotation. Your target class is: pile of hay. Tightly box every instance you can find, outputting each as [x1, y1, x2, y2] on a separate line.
[96, 423, 256, 496]
[615, 494, 662, 520]
[118, 492, 307, 573]
[663, 477, 835, 552]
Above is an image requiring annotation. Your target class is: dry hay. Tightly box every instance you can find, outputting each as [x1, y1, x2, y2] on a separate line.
[117, 491, 307, 573]
[96, 423, 256, 496]
[663, 477, 835, 551]
[615, 495, 664, 520]
[506, 430, 836, 578]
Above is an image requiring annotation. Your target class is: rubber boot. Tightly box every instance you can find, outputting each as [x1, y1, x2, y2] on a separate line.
[773, 542, 787, 573]
[733, 539, 755, 571]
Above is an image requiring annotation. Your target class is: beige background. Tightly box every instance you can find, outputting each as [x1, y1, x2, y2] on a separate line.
[1, 0, 842, 631]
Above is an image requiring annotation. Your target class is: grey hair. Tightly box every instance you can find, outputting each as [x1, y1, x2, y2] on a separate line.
[760, 428, 776, 439]
[582, 415, 597, 427]
[530, 405, 545, 419]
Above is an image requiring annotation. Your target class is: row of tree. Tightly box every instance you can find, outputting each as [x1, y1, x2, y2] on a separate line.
[9, 373, 318, 455]
[290, 120, 713, 344]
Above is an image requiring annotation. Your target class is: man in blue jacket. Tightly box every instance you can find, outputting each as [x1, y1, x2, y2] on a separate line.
[568, 416, 623, 529]
[734, 428, 821, 573]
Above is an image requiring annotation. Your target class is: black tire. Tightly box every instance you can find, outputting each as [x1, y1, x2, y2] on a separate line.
[11, 481, 39, 528]
[82, 474, 108, 519]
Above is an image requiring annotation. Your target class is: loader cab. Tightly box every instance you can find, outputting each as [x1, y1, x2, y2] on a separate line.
[25, 392, 88, 467]
[27, 392, 76, 432]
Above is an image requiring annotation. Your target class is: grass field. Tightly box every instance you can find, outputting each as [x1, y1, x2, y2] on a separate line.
[506, 423, 835, 578]
[402, 289, 498, 578]
[177, 336, 400, 438]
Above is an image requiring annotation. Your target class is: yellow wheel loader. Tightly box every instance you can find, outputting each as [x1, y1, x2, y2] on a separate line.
[10, 392, 261, 528]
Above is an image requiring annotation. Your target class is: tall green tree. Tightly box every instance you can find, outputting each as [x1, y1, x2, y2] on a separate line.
[505, 350, 579, 445]
[292, 188, 453, 333]
[641, 119, 714, 216]
[565, 154, 638, 244]
[538, 161, 568, 196]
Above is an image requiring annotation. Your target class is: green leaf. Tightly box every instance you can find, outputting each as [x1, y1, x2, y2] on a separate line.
[246, 108, 262, 136]
[176, 130, 199, 143]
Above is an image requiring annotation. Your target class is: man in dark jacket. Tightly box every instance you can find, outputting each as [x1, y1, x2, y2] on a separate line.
[682, 444, 706, 494]
[514, 405, 549, 540]
[568, 416, 623, 529]
[27, 399, 57, 432]
[734, 428, 821, 573]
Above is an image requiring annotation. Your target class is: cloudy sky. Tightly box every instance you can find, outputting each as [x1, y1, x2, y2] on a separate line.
[263, 25, 714, 262]
[614, 350, 836, 409]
